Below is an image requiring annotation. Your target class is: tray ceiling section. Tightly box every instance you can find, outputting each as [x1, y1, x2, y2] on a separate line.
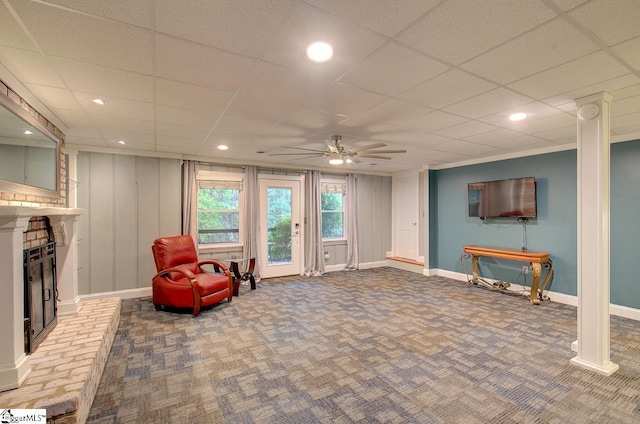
[0, 0, 637, 172]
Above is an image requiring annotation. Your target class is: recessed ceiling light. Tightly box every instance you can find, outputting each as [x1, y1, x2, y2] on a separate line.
[92, 98, 106, 105]
[24, 130, 33, 135]
[307, 41, 333, 62]
[117, 140, 126, 145]
[509, 112, 527, 121]
[218, 145, 229, 151]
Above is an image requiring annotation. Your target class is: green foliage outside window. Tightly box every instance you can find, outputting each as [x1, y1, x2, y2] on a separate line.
[321, 192, 344, 239]
[197, 187, 239, 244]
[267, 187, 292, 263]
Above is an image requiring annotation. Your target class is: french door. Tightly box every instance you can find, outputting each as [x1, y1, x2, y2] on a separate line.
[259, 177, 303, 278]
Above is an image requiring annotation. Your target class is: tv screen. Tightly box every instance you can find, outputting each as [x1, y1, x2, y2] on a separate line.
[468, 177, 537, 218]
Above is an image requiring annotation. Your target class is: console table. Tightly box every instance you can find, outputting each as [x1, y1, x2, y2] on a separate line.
[463, 245, 553, 305]
[229, 257, 256, 296]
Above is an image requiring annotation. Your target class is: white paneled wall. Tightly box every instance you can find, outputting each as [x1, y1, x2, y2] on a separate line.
[77, 152, 181, 295]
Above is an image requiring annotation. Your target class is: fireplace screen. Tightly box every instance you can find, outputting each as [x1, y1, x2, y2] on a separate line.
[23, 241, 57, 354]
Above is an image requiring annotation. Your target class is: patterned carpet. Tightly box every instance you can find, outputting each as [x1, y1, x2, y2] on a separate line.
[87, 268, 640, 423]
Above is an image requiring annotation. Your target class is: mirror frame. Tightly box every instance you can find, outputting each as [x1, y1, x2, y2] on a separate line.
[0, 90, 61, 198]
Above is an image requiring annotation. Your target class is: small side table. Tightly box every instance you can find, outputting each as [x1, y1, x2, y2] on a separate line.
[229, 257, 256, 296]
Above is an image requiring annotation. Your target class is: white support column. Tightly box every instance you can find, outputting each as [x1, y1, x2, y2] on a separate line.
[570, 92, 618, 376]
[0, 216, 31, 391]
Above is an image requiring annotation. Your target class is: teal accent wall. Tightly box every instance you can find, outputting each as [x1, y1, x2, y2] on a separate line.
[430, 139, 640, 307]
[431, 149, 578, 296]
[611, 140, 640, 308]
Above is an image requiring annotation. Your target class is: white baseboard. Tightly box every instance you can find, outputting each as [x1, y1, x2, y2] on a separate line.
[57, 297, 81, 316]
[79, 287, 151, 302]
[429, 268, 639, 321]
[324, 261, 388, 273]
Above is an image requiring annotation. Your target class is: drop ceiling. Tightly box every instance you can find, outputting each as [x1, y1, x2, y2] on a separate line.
[0, 0, 639, 173]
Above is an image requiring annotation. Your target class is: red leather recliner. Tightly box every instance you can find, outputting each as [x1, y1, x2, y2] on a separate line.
[151, 235, 233, 317]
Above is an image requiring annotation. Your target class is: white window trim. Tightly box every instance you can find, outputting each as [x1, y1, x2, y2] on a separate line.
[321, 178, 346, 242]
[197, 170, 244, 248]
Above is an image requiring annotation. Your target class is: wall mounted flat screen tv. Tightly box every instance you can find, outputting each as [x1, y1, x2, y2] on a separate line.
[468, 177, 537, 218]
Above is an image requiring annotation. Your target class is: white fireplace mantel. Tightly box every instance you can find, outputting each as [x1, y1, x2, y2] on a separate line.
[0, 205, 84, 392]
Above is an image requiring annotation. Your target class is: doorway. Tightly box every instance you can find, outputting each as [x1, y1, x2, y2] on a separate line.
[259, 177, 303, 278]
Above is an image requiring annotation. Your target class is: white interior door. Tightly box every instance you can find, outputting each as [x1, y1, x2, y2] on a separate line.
[393, 171, 419, 260]
[259, 178, 303, 278]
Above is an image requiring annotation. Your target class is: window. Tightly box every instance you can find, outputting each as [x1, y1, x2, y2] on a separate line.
[321, 181, 345, 239]
[197, 174, 243, 245]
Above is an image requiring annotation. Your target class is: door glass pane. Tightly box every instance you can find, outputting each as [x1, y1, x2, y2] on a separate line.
[267, 187, 292, 265]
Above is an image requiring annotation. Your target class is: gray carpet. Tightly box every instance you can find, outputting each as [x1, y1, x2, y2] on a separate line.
[87, 267, 640, 423]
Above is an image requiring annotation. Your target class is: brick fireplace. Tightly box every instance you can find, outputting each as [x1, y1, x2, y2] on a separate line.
[0, 206, 83, 391]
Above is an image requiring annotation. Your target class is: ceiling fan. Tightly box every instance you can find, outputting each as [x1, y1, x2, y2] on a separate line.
[269, 135, 407, 165]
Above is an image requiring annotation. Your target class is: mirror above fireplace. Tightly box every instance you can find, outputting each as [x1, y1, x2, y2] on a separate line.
[0, 89, 61, 198]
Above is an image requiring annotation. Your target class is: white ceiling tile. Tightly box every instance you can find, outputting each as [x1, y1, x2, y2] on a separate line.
[508, 51, 630, 100]
[98, 129, 155, 145]
[612, 112, 640, 129]
[444, 88, 532, 119]
[516, 114, 576, 133]
[398, 69, 497, 109]
[240, 61, 333, 106]
[88, 113, 154, 134]
[0, 47, 66, 87]
[434, 121, 498, 139]
[303, 0, 440, 37]
[75, 92, 155, 121]
[610, 84, 640, 101]
[43, 0, 154, 28]
[262, 4, 386, 79]
[462, 19, 599, 84]
[215, 116, 275, 136]
[613, 124, 640, 137]
[355, 98, 432, 127]
[52, 58, 154, 102]
[611, 95, 640, 117]
[397, 0, 556, 65]
[478, 102, 569, 127]
[0, 3, 38, 51]
[282, 108, 349, 130]
[155, 0, 292, 57]
[463, 128, 524, 144]
[156, 122, 210, 139]
[155, 79, 233, 113]
[550, 0, 589, 11]
[534, 126, 575, 141]
[341, 43, 449, 96]
[63, 125, 103, 139]
[612, 37, 640, 71]
[155, 35, 255, 92]
[543, 74, 640, 106]
[50, 109, 95, 129]
[309, 82, 387, 116]
[11, 1, 153, 75]
[24, 84, 83, 111]
[262, 123, 316, 138]
[226, 95, 298, 123]
[370, 130, 451, 147]
[65, 137, 107, 147]
[484, 135, 554, 150]
[570, 0, 640, 45]
[156, 105, 218, 128]
[431, 139, 502, 155]
[400, 110, 468, 133]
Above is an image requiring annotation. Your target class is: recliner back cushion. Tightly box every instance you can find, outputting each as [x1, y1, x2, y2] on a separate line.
[153, 235, 199, 274]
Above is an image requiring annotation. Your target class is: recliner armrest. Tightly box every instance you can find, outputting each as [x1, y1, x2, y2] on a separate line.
[152, 266, 196, 282]
[198, 260, 229, 273]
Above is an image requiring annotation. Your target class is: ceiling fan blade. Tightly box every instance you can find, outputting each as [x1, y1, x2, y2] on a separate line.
[269, 152, 325, 157]
[280, 146, 327, 153]
[325, 139, 339, 153]
[348, 157, 362, 163]
[349, 142, 387, 152]
[357, 154, 392, 160]
[356, 149, 406, 155]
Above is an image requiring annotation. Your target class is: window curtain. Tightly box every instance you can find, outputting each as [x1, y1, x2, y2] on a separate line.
[243, 165, 261, 280]
[182, 160, 199, 242]
[345, 173, 359, 270]
[304, 170, 324, 276]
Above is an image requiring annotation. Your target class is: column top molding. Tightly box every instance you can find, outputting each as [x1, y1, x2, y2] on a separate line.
[575, 91, 613, 106]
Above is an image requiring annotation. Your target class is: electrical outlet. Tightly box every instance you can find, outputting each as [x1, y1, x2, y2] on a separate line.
[324, 252, 330, 259]
[522, 265, 529, 274]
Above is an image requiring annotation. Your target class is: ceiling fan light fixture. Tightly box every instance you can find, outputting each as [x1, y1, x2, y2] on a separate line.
[509, 112, 527, 121]
[329, 154, 344, 165]
[345, 158, 353, 164]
